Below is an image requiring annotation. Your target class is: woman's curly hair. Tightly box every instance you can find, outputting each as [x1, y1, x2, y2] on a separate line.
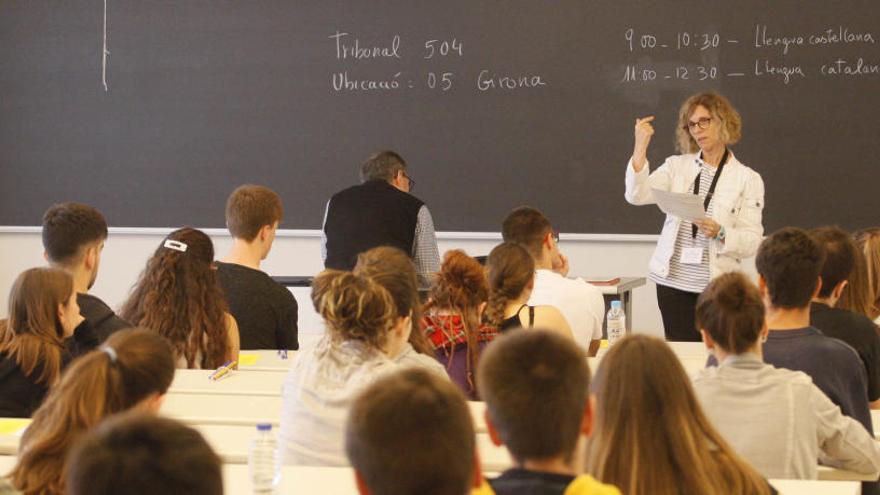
[121, 228, 229, 369]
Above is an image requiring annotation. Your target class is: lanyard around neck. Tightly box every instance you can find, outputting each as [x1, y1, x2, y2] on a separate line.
[691, 148, 729, 239]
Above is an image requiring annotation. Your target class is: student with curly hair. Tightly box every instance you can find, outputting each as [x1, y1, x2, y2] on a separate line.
[485, 242, 572, 339]
[421, 250, 497, 399]
[9, 329, 176, 495]
[0, 267, 91, 417]
[278, 270, 410, 466]
[121, 228, 239, 369]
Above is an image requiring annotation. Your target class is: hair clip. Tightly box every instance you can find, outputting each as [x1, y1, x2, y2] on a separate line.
[164, 239, 188, 252]
[102, 345, 118, 363]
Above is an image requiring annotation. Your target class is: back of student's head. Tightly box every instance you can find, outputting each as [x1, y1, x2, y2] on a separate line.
[586, 335, 770, 495]
[428, 250, 489, 312]
[0, 267, 72, 385]
[354, 246, 432, 355]
[501, 206, 552, 260]
[346, 368, 475, 495]
[11, 328, 176, 494]
[41, 202, 108, 266]
[478, 330, 589, 464]
[755, 227, 825, 309]
[225, 184, 283, 241]
[485, 242, 535, 327]
[696, 272, 765, 354]
[360, 150, 407, 183]
[67, 412, 222, 495]
[121, 227, 228, 368]
[855, 227, 880, 319]
[810, 226, 859, 299]
[311, 270, 396, 350]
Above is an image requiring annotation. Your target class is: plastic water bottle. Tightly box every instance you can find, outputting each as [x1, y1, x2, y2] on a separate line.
[249, 423, 278, 494]
[606, 300, 626, 346]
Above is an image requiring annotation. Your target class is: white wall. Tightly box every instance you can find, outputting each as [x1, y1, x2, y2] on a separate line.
[0, 229, 671, 337]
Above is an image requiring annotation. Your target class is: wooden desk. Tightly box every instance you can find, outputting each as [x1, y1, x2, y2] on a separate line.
[236, 350, 295, 372]
[161, 394, 281, 427]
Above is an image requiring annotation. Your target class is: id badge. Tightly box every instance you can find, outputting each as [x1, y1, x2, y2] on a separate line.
[680, 247, 704, 265]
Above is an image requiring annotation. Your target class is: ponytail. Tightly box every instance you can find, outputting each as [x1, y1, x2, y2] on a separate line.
[486, 243, 535, 327]
[10, 329, 175, 494]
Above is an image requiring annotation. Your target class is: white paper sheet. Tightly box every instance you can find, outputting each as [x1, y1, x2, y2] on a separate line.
[650, 188, 706, 222]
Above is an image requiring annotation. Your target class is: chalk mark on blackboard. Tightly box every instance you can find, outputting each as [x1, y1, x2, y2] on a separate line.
[102, 0, 110, 91]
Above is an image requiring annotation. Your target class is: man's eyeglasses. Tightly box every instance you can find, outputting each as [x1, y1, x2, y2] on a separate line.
[684, 117, 712, 131]
[551, 230, 560, 243]
[401, 172, 415, 191]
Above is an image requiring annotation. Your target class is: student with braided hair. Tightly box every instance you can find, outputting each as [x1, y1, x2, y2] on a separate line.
[278, 270, 411, 466]
[486, 242, 573, 339]
[421, 250, 497, 399]
[8, 329, 175, 495]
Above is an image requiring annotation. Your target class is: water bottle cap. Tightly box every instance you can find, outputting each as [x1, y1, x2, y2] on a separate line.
[611, 300, 621, 309]
[256, 423, 272, 431]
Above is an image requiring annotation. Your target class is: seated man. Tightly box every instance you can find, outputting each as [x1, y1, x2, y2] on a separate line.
[67, 412, 223, 495]
[501, 206, 604, 355]
[345, 368, 486, 495]
[217, 184, 298, 350]
[757, 227, 873, 433]
[42, 202, 129, 342]
[810, 226, 880, 408]
[322, 150, 440, 288]
[477, 330, 620, 495]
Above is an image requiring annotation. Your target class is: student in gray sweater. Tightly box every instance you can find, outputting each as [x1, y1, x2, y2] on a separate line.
[693, 271, 880, 481]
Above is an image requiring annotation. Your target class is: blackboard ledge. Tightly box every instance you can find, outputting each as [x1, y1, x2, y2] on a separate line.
[0, 227, 659, 243]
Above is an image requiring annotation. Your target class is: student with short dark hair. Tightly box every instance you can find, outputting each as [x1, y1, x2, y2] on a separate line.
[42, 202, 130, 342]
[346, 368, 484, 495]
[477, 330, 620, 495]
[755, 227, 874, 433]
[354, 246, 447, 378]
[694, 272, 880, 481]
[501, 207, 604, 355]
[586, 335, 774, 495]
[217, 184, 299, 350]
[121, 228, 240, 369]
[0, 268, 88, 417]
[9, 329, 175, 495]
[67, 412, 223, 495]
[809, 226, 880, 406]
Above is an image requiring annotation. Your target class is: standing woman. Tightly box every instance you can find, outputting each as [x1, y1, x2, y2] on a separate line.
[625, 92, 765, 341]
[121, 228, 239, 369]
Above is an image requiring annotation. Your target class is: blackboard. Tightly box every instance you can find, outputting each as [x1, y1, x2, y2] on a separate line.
[1, 1, 878, 233]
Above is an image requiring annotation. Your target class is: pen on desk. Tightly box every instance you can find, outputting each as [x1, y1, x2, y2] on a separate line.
[209, 360, 236, 381]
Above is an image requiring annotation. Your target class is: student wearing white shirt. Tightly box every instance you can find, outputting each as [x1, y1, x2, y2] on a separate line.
[278, 270, 411, 466]
[501, 207, 604, 356]
[693, 271, 880, 481]
[624, 92, 765, 342]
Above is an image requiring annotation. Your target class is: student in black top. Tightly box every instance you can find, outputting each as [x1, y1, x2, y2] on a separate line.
[0, 268, 91, 417]
[217, 185, 298, 350]
[42, 202, 130, 342]
[477, 330, 621, 495]
[484, 242, 573, 339]
[809, 226, 880, 407]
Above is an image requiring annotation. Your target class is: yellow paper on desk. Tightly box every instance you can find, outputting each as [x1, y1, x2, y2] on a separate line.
[0, 419, 31, 436]
[238, 354, 259, 366]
